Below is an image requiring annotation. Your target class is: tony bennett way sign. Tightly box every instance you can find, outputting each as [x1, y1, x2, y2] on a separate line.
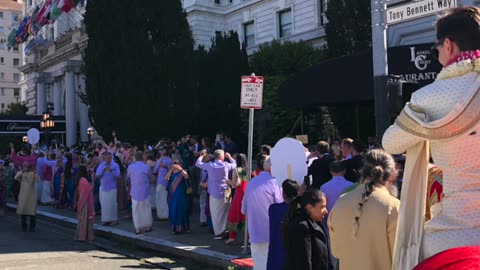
[387, 0, 457, 25]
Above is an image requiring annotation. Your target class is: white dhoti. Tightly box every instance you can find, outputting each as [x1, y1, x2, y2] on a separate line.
[199, 189, 207, 223]
[132, 198, 153, 230]
[209, 196, 230, 236]
[36, 181, 43, 201]
[100, 189, 118, 222]
[155, 185, 169, 219]
[251, 242, 269, 270]
[40, 181, 53, 204]
[149, 184, 156, 209]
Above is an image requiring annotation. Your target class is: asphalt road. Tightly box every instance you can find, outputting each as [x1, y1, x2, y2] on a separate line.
[0, 212, 203, 270]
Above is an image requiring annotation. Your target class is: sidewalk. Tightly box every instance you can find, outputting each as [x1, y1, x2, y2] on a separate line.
[7, 199, 253, 270]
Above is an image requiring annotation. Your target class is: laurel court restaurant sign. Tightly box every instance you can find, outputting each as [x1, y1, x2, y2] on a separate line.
[0, 116, 66, 135]
[387, 0, 457, 25]
[388, 43, 443, 86]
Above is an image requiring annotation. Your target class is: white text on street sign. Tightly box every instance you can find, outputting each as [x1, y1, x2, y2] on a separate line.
[386, 0, 457, 25]
[241, 76, 264, 109]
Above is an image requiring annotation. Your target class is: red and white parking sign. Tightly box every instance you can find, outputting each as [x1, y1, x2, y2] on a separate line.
[240, 75, 264, 109]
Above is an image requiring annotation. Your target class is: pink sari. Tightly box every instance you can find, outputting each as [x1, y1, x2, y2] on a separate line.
[75, 177, 95, 241]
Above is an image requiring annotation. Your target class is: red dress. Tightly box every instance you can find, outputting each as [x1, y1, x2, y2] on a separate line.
[413, 246, 480, 270]
[226, 168, 248, 233]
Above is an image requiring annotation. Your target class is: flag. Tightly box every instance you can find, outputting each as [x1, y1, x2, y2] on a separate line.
[35, 0, 53, 25]
[7, 29, 17, 50]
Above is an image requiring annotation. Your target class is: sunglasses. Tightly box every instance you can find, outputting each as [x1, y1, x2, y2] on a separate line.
[430, 38, 446, 60]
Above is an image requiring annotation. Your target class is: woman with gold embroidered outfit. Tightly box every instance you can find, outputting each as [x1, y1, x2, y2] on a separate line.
[382, 7, 480, 270]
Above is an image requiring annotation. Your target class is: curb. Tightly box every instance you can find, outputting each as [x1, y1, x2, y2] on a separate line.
[7, 203, 250, 270]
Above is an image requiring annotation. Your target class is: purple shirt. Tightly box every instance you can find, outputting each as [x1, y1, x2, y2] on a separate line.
[241, 171, 283, 243]
[195, 157, 236, 199]
[153, 157, 173, 187]
[320, 175, 353, 235]
[320, 176, 354, 214]
[127, 161, 151, 201]
[96, 161, 121, 192]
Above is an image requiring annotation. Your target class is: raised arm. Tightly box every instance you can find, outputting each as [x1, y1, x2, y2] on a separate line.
[195, 154, 209, 170]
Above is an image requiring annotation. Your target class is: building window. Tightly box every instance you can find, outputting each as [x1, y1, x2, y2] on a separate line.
[29, 0, 32, 6]
[0, 42, 4, 50]
[12, 13, 18, 22]
[214, 0, 220, 4]
[319, 0, 327, 26]
[0, 57, 3, 64]
[244, 22, 255, 47]
[50, 27, 54, 40]
[0, 88, 4, 96]
[1, 104, 4, 110]
[13, 73, 20, 81]
[0, 73, 4, 80]
[0, 27, 4, 35]
[13, 44, 19, 52]
[0, 12, 3, 19]
[14, 88, 20, 97]
[279, 9, 292, 38]
[13, 58, 19, 66]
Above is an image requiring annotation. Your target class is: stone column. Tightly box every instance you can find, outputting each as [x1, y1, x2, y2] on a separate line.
[53, 78, 62, 116]
[78, 75, 89, 142]
[65, 71, 77, 147]
[36, 81, 47, 115]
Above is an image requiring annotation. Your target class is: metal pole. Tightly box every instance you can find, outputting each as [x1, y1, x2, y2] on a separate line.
[371, 0, 390, 138]
[242, 75, 255, 254]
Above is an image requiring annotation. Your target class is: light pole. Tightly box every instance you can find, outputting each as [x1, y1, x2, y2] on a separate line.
[40, 111, 55, 147]
[22, 136, 28, 143]
[87, 127, 95, 147]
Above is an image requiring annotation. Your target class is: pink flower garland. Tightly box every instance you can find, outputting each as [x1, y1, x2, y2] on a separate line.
[444, 50, 480, 68]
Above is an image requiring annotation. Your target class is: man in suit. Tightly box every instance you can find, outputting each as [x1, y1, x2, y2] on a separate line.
[342, 140, 365, 183]
[306, 141, 334, 189]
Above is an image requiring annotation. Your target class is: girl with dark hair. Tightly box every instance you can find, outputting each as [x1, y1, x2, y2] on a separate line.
[267, 179, 299, 270]
[282, 188, 331, 270]
[327, 149, 399, 270]
[225, 153, 248, 244]
[74, 165, 95, 241]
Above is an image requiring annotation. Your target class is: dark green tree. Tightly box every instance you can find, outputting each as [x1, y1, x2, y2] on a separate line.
[3, 102, 28, 116]
[84, 0, 194, 144]
[325, 0, 371, 57]
[249, 40, 328, 145]
[194, 31, 250, 142]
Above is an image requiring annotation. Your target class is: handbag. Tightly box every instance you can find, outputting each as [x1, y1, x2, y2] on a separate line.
[224, 185, 232, 203]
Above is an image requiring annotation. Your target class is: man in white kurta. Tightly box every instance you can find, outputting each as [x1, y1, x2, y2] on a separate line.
[96, 152, 121, 226]
[153, 151, 173, 220]
[383, 7, 480, 269]
[127, 151, 153, 233]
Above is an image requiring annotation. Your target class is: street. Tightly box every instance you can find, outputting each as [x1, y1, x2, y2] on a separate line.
[0, 212, 203, 270]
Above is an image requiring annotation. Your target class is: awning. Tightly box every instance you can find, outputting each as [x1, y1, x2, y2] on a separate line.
[278, 50, 374, 106]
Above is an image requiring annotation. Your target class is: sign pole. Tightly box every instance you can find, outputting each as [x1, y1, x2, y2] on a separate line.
[372, 0, 390, 137]
[240, 72, 263, 254]
[242, 106, 254, 254]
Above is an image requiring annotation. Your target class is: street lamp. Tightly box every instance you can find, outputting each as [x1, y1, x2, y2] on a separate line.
[87, 127, 95, 146]
[40, 111, 55, 147]
[22, 136, 28, 143]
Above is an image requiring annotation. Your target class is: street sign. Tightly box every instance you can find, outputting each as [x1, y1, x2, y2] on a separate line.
[386, 0, 457, 25]
[240, 75, 264, 109]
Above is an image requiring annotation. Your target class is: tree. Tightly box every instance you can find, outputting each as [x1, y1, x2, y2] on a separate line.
[193, 32, 250, 143]
[3, 102, 28, 116]
[325, 0, 371, 57]
[249, 40, 328, 146]
[84, 0, 195, 144]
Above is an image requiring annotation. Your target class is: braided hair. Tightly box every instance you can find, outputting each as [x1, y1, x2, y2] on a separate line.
[352, 149, 396, 239]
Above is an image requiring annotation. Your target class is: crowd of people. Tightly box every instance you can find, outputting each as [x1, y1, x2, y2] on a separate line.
[1, 6, 480, 270]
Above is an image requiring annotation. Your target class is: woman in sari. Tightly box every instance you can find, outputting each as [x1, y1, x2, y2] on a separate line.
[74, 166, 95, 241]
[165, 160, 190, 234]
[382, 7, 480, 269]
[53, 159, 64, 208]
[225, 153, 248, 244]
